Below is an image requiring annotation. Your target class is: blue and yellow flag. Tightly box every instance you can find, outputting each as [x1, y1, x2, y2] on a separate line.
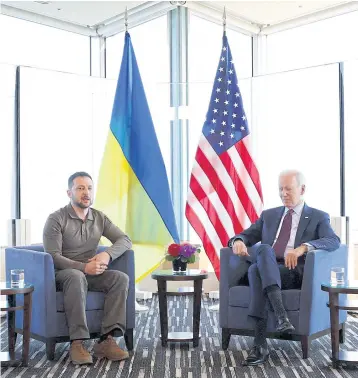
[95, 32, 179, 282]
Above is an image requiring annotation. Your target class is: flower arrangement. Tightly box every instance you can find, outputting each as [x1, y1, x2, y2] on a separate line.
[165, 242, 201, 264]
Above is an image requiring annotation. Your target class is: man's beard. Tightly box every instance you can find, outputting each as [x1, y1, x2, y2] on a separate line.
[73, 199, 92, 209]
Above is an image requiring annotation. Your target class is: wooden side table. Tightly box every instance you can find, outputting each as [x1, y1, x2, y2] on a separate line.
[321, 282, 358, 368]
[151, 269, 208, 347]
[0, 282, 34, 367]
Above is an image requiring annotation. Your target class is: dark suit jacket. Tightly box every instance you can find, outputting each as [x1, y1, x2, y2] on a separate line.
[228, 204, 340, 268]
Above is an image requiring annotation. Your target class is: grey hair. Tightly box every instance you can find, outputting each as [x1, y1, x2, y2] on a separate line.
[279, 170, 306, 187]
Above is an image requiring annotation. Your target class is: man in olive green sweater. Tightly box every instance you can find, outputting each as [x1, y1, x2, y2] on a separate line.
[43, 171, 132, 365]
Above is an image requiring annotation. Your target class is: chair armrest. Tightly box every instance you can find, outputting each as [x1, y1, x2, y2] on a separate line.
[5, 247, 57, 337]
[14, 245, 45, 252]
[107, 249, 135, 330]
[219, 248, 232, 327]
[299, 245, 348, 334]
[219, 244, 261, 327]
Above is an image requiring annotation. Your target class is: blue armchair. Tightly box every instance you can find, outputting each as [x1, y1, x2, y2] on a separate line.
[220, 244, 348, 358]
[5, 245, 135, 360]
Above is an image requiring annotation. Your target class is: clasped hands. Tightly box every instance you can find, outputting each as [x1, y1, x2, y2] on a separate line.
[232, 240, 308, 270]
[84, 251, 111, 275]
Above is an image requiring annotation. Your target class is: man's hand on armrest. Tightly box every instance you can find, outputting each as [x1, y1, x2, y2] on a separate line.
[232, 239, 249, 256]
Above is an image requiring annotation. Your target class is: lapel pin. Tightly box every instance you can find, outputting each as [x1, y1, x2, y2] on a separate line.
[305, 216, 309, 219]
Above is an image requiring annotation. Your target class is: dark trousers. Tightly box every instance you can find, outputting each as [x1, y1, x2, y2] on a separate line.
[55, 269, 129, 340]
[234, 244, 303, 319]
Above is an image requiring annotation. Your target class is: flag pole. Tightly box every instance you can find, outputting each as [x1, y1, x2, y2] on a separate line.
[125, 6, 128, 32]
[223, 6, 226, 33]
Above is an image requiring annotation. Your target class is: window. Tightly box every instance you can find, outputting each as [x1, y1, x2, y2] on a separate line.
[343, 60, 358, 244]
[19, 67, 116, 242]
[267, 11, 358, 73]
[0, 64, 16, 246]
[0, 15, 90, 75]
[252, 64, 340, 215]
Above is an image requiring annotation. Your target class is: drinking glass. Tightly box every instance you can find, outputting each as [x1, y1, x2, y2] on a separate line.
[330, 267, 345, 285]
[11, 269, 25, 288]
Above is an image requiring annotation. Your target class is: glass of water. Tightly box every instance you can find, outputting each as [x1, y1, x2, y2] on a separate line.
[11, 269, 25, 288]
[330, 267, 345, 285]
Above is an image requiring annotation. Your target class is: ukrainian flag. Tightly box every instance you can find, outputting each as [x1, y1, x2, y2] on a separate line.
[95, 32, 179, 282]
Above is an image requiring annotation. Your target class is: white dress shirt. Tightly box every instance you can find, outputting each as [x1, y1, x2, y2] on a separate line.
[273, 201, 313, 256]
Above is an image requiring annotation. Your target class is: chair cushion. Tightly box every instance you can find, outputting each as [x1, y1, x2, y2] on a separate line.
[56, 291, 105, 312]
[229, 286, 301, 311]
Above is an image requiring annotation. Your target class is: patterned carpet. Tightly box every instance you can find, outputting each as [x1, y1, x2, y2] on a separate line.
[1, 295, 358, 378]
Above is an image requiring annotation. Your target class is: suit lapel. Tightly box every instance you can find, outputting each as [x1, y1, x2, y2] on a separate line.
[294, 204, 313, 247]
[269, 207, 285, 246]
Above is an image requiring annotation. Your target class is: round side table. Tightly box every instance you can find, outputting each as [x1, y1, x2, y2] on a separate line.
[151, 269, 208, 347]
[0, 282, 34, 367]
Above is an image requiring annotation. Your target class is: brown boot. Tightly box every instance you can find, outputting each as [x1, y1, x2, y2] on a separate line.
[69, 341, 93, 365]
[93, 336, 129, 361]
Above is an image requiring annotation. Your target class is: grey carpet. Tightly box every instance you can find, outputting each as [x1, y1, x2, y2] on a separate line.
[1, 294, 358, 377]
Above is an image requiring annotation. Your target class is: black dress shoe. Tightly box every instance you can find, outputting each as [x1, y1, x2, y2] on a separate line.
[242, 345, 269, 366]
[276, 317, 295, 333]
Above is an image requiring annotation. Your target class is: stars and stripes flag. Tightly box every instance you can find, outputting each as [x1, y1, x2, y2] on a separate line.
[185, 32, 264, 279]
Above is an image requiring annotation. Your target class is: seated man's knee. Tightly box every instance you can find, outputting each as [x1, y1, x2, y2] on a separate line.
[109, 270, 129, 288]
[248, 263, 259, 277]
[59, 269, 87, 289]
[256, 244, 274, 256]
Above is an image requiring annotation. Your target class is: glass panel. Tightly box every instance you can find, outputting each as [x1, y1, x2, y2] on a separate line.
[343, 60, 358, 244]
[0, 64, 16, 246]
[252, 64, 340, 215]
[19, 67, 116, 243]
[189, 14, 252, 81]
[105, 32, 125, 80]
[0, 15, 90, 75]
[267, 11, 358, 74]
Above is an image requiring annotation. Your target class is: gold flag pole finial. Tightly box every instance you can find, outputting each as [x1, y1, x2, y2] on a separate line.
[125, 7, 128, 32]
[223, 6, 226, 33]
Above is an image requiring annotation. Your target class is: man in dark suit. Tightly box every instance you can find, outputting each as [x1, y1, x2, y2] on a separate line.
[228, 170, 340, 366]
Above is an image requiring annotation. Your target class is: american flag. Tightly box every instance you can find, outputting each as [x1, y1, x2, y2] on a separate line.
[185, 32, 263, 279]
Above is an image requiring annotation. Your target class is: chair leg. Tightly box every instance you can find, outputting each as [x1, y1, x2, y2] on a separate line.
[339, 323, 346, 344]
[300, 336, 310, 359]
[46, 340, 56, 360]
[124, 329, 134, 351]
[222, 328, 231, 350]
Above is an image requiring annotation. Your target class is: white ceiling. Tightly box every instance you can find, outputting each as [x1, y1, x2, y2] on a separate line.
[1, 0, 352, 27]
[1, 1, 146, 26]
[202, 1, 350, 26]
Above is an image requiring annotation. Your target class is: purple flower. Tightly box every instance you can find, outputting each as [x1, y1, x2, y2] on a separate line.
[179, 244, 197, 258]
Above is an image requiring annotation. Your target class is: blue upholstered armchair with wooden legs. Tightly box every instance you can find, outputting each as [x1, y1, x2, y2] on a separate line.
[5, 245, 135, 360]
[220, 244, 348, 358]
